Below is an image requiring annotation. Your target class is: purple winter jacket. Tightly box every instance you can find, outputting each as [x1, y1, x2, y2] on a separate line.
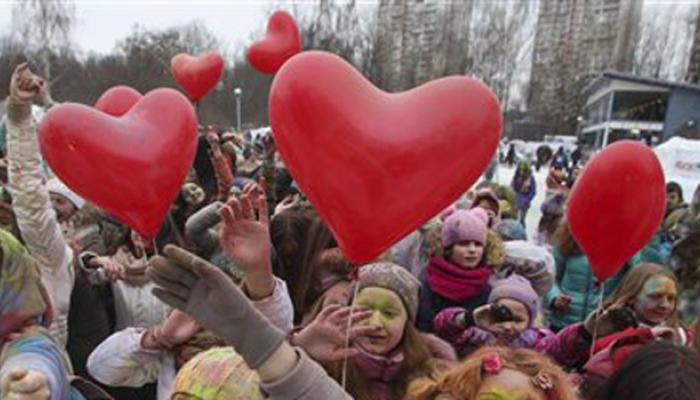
[434, 307, 590, 367]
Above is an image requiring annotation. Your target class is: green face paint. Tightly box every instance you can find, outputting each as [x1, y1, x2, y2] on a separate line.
[634, 276, 677, 325]
[355, 287, 408, 355]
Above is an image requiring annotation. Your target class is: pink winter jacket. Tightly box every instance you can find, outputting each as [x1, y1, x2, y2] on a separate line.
[434, 307, 590, 367]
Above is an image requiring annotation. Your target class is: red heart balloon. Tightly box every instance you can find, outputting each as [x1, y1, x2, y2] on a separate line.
[39, 88, 198, 239]
[269, 51, 502, 263]
[94, 86, 142, 117]
[171, 52, 224, 102]
[567, 140, 666, 282]
[247, 10, 301, 74]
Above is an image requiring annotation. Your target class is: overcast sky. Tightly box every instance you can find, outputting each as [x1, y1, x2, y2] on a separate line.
[0, 0, 305, 55]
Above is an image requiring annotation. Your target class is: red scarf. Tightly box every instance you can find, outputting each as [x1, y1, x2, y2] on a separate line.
[426, 257, 492, 302]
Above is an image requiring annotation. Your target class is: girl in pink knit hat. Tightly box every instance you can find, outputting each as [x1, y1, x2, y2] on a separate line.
[416, 207, 501, 334]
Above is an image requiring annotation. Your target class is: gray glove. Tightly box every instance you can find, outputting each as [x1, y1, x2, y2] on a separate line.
[148, 245, 285, 368]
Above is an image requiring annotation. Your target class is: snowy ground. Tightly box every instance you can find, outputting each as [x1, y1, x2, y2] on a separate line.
[491, 163, 550, 239]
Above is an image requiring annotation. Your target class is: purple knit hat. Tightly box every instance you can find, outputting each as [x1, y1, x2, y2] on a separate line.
[441, 208, 490, 247]
[489, 274, 539, 326]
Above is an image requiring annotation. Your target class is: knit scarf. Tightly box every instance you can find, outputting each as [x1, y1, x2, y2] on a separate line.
[426, 257, 492, 302]
[0, 229, 52, 347]
[353, 346, 405, 400]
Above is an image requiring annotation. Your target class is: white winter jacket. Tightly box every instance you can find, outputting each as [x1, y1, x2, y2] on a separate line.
[6, 104, 73, 347]
[87, 278, 294, 399]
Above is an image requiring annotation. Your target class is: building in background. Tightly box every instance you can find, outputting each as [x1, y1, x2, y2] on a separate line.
[579, 71, 700, 150]
[372, 0, 473, 92]
[528, 0, 642, 135]
[687, 9, 700, 84]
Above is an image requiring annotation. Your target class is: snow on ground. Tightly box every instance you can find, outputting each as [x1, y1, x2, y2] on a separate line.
[491, 163, 550, 240]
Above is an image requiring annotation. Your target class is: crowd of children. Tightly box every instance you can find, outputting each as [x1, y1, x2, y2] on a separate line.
[2, 63, 700, 400]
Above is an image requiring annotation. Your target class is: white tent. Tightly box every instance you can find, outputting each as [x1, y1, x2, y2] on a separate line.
[654, 137, 700, 199]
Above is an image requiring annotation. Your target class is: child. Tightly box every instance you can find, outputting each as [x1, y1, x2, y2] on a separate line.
[172, 347, 264, 400]
[404, 346, 579, 400]
[545, 219, 637, 332]
[511, 160, 536, 228]
[433, 275, 591, 367]
[335, 262, 447, 400]
[417, 208, 500, 333]
[535, 193, 565, 249]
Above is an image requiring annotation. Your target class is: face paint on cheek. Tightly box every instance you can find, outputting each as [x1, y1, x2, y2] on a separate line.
[477, 388, 531, 400]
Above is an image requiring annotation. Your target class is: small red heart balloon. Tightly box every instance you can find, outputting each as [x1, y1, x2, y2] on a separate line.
[94, 86, 142, 117]
[171, 52, 225, 102]
[269, 51, 502, 264]
[248, 10, 301, 74]
[567, 140, 666, 282]
[39, 88, 198, 239]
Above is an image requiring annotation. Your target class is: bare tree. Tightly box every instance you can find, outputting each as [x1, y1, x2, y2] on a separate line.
[11, 0, 76, 84]
[633, 7, 673, 78]
[468, 1, 536, 111]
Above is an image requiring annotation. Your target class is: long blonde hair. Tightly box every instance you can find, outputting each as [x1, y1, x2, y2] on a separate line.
[404, 347, 578, 400]
[332, 323, 442, 400]
[604, 263, 683, 328]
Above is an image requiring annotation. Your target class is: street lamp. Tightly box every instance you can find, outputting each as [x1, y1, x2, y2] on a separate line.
[234, 87, 242, 133]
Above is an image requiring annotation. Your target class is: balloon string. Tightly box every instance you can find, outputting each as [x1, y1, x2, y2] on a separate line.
[152, 239, 159, 257]
[342, 281, 361, 390]
[589, 281, 606, 359]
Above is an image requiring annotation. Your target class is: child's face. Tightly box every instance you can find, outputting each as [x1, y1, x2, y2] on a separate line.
[477, 368, 547, 400]
[632, 276, 677, 325]
[478, 200, 499, 218]
[450, 240, 485, 269]
[490, 299, 530, 341]
[355, 287, 407, 355]
[667, 191, 681, 209]
[550, 167, 565, 180]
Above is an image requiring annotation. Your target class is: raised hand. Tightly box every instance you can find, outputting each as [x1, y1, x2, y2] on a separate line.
[88, 256, 125, 282]
[147, 245, 285, 368]
[292, 305, 376, 363]
[1, 367, 50, 400]
[219, 183, 270, 269]
[584, 306, 638, 337]
[151, 310, 201, 349]
[219, 180, 274, 299]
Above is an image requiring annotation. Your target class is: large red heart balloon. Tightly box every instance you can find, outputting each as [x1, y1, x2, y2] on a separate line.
[171, 52, 224, 102]
[269, 51, 502, 263]
[39, 88, 198, 239]
[248, 10, 301, 74]
[94, 86, 142, 117]
[567, 140, 666, 282]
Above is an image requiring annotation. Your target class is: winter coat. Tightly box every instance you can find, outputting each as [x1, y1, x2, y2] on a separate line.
[416, 268, 491, 334]
[87, 278, 294, 400]
[512, 175, 537, 211]
[434, 307, 591, 368]
[81, 247, 170, 331]
[6, 102, 73, 347]
[544, 247, 638, 330]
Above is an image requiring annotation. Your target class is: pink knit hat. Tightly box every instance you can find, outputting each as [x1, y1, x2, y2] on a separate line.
[441, 207, 490, 247]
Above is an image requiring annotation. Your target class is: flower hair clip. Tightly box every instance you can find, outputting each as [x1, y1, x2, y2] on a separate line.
[481, 353, 504, 375]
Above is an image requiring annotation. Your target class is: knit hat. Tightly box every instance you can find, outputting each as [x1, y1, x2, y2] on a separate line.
[47, 178, 85, 209]
[494, 219, 527, 242]
[441, 208, 490, 248]
[501, 240, 555, 296]
[174, 346, 264, 400]
[489, 274, 539, 326]
[357, 262, 421, 321]
[540, 193, 566, 216]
